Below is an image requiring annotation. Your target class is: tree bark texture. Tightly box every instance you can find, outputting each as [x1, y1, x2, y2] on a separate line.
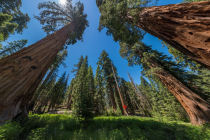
[131, 1, 210, 68]
[109, 84, 117, 111]
[0, 23, 75, 125]
[111, 63, 128, 115]
[148, 58, 210, 125]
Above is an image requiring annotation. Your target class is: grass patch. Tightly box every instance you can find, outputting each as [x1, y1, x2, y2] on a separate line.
[0, 114, 209, 140]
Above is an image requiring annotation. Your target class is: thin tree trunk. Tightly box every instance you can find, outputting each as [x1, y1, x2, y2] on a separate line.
[109, 85, 117, 111]
[146, 57, 210, 125]
[0, 22, 75, 124]
[128, 1, 210, 68]
[67, 94, 72, 109]
[37, 67, 57, 93]
[111, 63, 128, 115]
[47, 103, 52, 112]
[42, 104, 47, 113]
[29, 69, 54, 112]
[128, 74, 151, 117]
[128, 73, 152, 108]
[113, 85, 125, 115]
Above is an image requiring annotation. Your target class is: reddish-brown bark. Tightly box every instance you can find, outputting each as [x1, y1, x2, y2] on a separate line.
[0, 23, 75, 124]
[147, 58, 210, 125]
[130, 1, 210, 69]
[111, 63, 128, 115]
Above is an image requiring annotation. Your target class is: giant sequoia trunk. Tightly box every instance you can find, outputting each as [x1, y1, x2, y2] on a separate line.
[0, 23, 75, 124]
[129, 1, 210, 68]
[145, 57, 210, 125]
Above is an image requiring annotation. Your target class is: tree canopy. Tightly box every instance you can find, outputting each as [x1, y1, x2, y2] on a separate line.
[36, 0, 88, 45]
[0, 0, 30, 33]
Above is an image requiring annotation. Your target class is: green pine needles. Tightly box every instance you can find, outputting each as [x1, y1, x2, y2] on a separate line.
[71, 57, 95, 119]
[35, 0, 88, 45]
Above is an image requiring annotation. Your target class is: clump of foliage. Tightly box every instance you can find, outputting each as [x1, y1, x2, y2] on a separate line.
[35, 0, 88, 45]
[0, 0, 30, 34]
[0, 0, 29, 56]
[0, 122, 22, 140]
[97, 0, 148, 45]
[0, 39, 27, 58]
[0, 13, 17, 42]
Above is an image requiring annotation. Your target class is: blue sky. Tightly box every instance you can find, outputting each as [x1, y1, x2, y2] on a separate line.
[6, 0, 182, 84]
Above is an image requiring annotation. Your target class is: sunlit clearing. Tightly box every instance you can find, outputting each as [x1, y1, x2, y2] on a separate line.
[59, 0, 67, 5]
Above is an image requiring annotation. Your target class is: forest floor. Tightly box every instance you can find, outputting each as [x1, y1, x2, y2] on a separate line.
[0, 114, 209, 140]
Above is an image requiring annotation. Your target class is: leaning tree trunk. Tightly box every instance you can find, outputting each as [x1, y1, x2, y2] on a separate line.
[29, 67, 57, 111]
[111, 63, 128, 115]
[147, 58, 210, 125]
[128, 74, 152, 117]
[108, 84, 117, 111]
[67, 94, 72, 109]
[0, 22, 75, 124]
[129, 1, 210, 69]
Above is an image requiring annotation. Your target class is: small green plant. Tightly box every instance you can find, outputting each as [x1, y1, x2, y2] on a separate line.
[0, 122, 22, 140]
[27, 127, 47, 140]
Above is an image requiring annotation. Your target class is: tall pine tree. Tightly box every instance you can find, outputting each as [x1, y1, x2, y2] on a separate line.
[94, 66, 106, 115]
[72, 57, 94, 119]
[97, 50, 125, 115]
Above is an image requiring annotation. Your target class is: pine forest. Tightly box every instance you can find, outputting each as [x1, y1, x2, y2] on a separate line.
[0, 0, 210, 140]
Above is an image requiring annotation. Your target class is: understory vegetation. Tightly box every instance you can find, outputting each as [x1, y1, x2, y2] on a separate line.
[0, 114, 209, 140]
